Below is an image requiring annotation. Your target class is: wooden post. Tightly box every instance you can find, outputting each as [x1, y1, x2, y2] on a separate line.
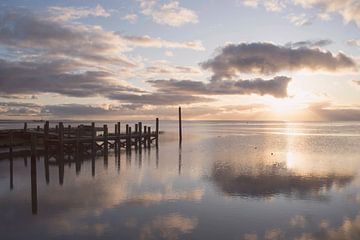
[67, 125, 71, 138]
[179, 107, 182, 143]
[129, 127, 132, 152]
[59, 122, 64, 157]
[44, 121, 49, 146]
[155, 118, 159, 147]
[30, 133, 37, 158]
[36, 125, 40, 132]
[135, 124, 138, 150]
[75, 126, 80, 158]
[91, 122, 96, 154]
[24, 122, 27, 132]
[9, 130, 13, 154]
[117, 122, 121, 150]
[30, 147, 38, 215]
[138, 122, 142, 152]
[147, 126, 151, 148]
[104, 124, 108, 151]
[143, 126, 147, 148]
[115, 123, 118, 149]
[126, 124, 130, 152]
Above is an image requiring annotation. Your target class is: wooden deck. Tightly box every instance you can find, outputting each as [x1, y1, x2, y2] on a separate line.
[0, 119, 160, 160]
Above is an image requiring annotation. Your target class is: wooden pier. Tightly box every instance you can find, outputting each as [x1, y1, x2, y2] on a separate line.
[0, 119, 160, 160]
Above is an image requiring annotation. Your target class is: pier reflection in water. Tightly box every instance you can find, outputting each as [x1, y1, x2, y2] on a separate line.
[1, 121, 360, 240]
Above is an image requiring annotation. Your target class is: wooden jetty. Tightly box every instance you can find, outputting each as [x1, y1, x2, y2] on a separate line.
[0, 119, 160, 160]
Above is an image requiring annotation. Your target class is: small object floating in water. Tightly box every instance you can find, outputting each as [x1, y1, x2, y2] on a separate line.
[271, 152, 274, 155]
[254, 146, 257, 149]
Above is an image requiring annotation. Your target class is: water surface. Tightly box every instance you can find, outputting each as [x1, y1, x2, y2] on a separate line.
[1, 121, 360, 240]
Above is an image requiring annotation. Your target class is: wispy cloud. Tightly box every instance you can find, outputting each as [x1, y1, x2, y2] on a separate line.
[122, 35, 205, 50]
[293, 0, 360, 27]
[287, 13, 313, 26]
[347, 39, 360, 47]
[285, 39, 332, 48]
[48, 4, 110, 21]
[139, 0, 198, 27]
[122, 13, 138, 24]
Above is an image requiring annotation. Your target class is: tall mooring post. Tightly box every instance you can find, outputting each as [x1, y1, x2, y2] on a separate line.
[179, 107, 182, 143]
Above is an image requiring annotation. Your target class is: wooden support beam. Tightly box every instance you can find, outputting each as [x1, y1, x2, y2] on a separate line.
[91, 122, 96, 154]
[135, 124, 138, 150]
[147, 126, 151, 148]
[9, 130, 13, 154]
[179, 106, 182, 143]
[156, 118, 159, 147]
[59, 122, 64, 157]
[104, 124, 108, 152]
[117, 122, 121, 150]
[138, 122, 142, 152]
[143, 126, 147, 148]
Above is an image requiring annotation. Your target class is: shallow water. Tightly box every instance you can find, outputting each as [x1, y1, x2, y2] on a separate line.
[1, 121, 360, 240]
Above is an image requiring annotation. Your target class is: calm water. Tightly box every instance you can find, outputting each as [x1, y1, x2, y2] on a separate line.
[1, 121, 360, 240]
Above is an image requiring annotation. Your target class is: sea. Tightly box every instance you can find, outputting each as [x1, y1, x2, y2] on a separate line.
[1, 120, 360, 240]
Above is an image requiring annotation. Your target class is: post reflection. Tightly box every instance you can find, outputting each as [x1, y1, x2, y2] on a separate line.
[178, 142, 182, 175]
[30, 154, 37, 215]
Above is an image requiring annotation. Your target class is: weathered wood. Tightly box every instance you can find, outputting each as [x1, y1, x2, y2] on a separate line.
[59, 122, 64, 156]
[179, 107, 182, 143]
[126, 124, 130, 152]
[138, 122, 142, 151]
[91, 122, 96, 154]
[156, 118, 159, 147]
[143, 126, 147, 149]
[134, 124, 138, 150]
[9, 130, 13, 154]
[104, 124, 108, 153]
[30, 153, 37, 215]
[147, 126, 151, 148]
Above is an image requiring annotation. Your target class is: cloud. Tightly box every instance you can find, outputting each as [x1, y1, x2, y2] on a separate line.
[48, 4, 110, 21]
[287, 13, 313, 26]
[0, 9, 132, 66]
[308, 102, 360, 121]
[139, 0, 198, 27]
[347, 39, 360, 47]
[295, 211, 360, 240]
[139, 213, 198, 240]
[122, 35, 205, 50]
[0, 101, 42, 116]
[0, 59, 141, 97]
[0, 8, 212, 107]
[353, 80, 360, 86]
[285, 39, 333, 48]
[201, 43, 356, 80]
[122, 13, 138, 23]
[106, 92, 213, 105]
[149, 76, 291, 98]
[242, 0, 287, 12]
[293, 0, 360, 28]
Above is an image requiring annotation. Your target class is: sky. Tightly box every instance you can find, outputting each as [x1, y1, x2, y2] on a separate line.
[0, 0, 360, 121]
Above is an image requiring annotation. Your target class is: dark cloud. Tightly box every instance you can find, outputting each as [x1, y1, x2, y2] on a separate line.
[285, 39, 333, 48]
[0, 59, 141, 97]
[149, 76, 291, 98]
[201, 43, 356, 80]
[106, 92, 213, 105]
